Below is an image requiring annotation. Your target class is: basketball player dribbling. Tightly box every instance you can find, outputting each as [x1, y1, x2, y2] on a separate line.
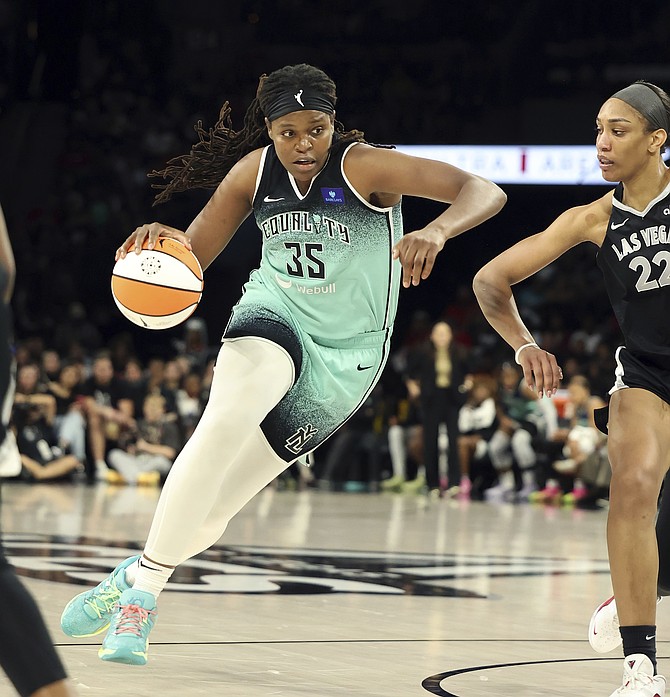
[60, 64, 506, 666]
[0, 205, 77, 696]
[473, 81, 670, 696]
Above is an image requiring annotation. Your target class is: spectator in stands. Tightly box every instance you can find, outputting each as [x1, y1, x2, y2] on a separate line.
[484, 362, 543, 501]
[456, 375, 498, 499]
[405, 321, 468, 497]
[548, 374, 607, 504]
[79, 352, 134, 481]
[107, 393, 181, 486]
[46, 361, 87, 465]
[381, 366, 423, 492]
[123, 356, 148, 417]
[13, 402, 83, 482]
[40, 349, 62, 383]
[175, 370, 205, 442]
[14, 363, 56, 424]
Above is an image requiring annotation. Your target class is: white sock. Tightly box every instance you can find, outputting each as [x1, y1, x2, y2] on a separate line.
[126, 556, 174, 599]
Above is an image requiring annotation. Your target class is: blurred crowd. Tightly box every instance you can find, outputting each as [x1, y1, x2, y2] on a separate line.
[7, 312, 614, 513]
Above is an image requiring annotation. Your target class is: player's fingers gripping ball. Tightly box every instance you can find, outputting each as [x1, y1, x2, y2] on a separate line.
[111, 237, 203, 329]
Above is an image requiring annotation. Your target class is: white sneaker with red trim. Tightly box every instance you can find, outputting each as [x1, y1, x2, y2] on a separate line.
[589, 596, 663, 654]
[608, 654, 665, 696]
[589, 595, 622, 653]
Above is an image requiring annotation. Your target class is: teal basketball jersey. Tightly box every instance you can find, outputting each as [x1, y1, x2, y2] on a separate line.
[223, 141, 404, 461]
[251, 141, 403, 341]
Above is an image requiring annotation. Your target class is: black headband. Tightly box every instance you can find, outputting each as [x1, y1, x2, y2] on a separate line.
[264, 89, 335, 122]
[611, 83, 670, 134]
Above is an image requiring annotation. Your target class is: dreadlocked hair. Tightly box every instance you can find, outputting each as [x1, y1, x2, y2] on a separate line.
[150, 64, 368, 205]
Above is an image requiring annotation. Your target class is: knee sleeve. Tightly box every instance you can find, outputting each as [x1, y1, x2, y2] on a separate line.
[0, 565, 67, 696]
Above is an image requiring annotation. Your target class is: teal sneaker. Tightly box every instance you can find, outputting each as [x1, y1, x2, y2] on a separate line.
[60, 555, 140, 638]
[98, 589, 157, 665]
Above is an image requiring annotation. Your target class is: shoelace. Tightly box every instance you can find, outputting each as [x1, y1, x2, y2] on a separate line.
[112, 603, 155, 637]
[84, 578, 122, 618]
[617, 670, 657, 693]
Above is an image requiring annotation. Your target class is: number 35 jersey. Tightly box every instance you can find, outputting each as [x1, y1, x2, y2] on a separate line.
[249, 141, 403, 342]
[597, 181, 670, 368]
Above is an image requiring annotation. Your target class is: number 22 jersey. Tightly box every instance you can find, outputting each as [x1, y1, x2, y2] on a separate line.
[597, 180, 670, 368]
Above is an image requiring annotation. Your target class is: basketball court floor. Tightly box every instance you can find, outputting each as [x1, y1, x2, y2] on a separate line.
[1, 481, 666, 696]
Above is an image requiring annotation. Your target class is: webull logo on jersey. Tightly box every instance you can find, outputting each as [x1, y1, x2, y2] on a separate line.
[262, 211, 350, 244]
[274, 273, 336, 294]
[611, 224, 670, 261]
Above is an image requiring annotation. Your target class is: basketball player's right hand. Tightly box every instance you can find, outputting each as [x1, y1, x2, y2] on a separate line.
[392, 227, 446, 288]
[115, 222, 191, 260]
[517, 345, 563, 399]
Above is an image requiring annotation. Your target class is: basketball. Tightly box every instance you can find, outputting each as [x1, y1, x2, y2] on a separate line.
[111, 237, 204, 330]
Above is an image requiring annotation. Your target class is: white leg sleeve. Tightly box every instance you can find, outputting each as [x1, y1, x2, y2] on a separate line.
[143, 338, 294, 566]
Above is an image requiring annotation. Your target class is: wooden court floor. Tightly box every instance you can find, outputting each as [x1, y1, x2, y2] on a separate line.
[1, 481, 667, 696]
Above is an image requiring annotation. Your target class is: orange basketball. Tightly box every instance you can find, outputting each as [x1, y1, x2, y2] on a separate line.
[111, 237, 204, 330]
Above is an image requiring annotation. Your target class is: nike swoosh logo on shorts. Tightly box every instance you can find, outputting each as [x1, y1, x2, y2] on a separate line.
[357, 364, 373, 371]
[646, 634, 656, 640]
[264, 195, 285, 202]
[611, 218, 629, 230]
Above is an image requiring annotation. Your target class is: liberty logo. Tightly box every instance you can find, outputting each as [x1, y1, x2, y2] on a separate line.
[285, 423, 318, 454]
[294, 89, 304, 107]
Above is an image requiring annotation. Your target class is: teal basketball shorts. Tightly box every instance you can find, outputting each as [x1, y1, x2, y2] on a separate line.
[223, 297, 390, 463]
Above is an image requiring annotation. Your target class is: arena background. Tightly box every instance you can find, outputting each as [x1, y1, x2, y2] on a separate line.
[0, 0, 668, 362]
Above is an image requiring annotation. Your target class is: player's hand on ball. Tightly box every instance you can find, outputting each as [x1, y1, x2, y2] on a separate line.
[392, 227, 446, 288]
[116, 223, 192, 260]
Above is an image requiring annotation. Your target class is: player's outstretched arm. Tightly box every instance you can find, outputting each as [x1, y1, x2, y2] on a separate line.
[472, 198, 609, 397]
[351, 147, 507, 288]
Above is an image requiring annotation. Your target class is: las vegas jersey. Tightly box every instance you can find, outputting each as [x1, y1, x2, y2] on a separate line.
[597, 181, 670, 368]
[250, 141, 403, 342]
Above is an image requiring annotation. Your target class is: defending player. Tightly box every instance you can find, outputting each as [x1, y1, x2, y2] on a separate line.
[473, 81, 670, 697]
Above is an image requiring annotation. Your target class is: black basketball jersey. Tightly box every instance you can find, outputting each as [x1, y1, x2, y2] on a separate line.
[596, 181, 670, 368]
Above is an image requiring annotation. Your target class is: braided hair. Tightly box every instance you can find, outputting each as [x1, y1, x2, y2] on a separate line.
[150, 64, 367, 204]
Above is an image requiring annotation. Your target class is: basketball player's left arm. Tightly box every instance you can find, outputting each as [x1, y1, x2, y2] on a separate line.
[116, 150, 261, 271]
[345, 146, 507, 288]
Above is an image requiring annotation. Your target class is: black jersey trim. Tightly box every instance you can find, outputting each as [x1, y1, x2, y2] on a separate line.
[611, 179, 670, 217]
[251, 146, 270, 206]
[287, 153, 331, 201]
